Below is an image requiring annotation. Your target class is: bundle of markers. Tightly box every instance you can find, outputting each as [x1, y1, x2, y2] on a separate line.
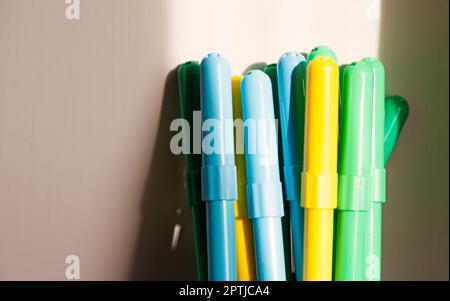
[177, 46, 409, 281]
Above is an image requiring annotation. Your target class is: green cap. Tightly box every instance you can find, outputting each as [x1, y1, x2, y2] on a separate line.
[363, 58, 386, 204]
[384, 95, 410, 164]
[338, 61, 374, 211]
[177, 61, 202, 207]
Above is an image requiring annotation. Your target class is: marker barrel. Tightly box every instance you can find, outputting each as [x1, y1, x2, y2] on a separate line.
[384, 96, 410, 165]
[241, 70, 286, 281]
[200, 53, 237, 281]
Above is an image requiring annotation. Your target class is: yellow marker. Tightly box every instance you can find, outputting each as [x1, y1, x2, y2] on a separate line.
[301, 56, 339, 280]
[232, 75, 256, 281]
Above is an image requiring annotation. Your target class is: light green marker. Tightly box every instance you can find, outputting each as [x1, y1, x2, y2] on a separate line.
[363, 58, 386, 281]
[334, 61, 374, 281]
[363, 95, 409, 280]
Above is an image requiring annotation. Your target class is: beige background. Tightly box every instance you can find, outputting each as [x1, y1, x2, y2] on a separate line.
[0, 0, 448, 280]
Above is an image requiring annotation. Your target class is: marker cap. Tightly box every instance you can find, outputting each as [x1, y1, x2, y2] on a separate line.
[338, 61, 374, 211]
[200, 53, 237, 202]
[384, 95, 409, 164]
[277, 52, 307, 202]
[241, 70, 284, 219]
[301, 56, 339, 210]
[231, 75, 249, 218]
[363, 58, 386, 204]
[263, 64, 284, 184]
[178, 61, 202, 206]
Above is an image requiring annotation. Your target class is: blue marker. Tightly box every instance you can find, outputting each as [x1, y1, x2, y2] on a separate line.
[200, 53, 238, 281]
[241, 70, 286, 281]
[277, 52, 307, 280]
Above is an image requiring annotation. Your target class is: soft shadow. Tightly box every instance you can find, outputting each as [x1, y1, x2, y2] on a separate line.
[378, 0, 449, 280]
[129, 68, 196, 280]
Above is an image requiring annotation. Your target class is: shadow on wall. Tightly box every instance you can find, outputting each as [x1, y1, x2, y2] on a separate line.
[378, 0, 449, 280]
[130, 68, 196, 280]
[242, 62, 268, 75]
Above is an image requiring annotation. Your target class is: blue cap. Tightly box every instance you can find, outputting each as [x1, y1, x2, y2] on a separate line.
[277, 52, 307, 202]
[200, 53, 237, 202]
[241, 70, 284, 219]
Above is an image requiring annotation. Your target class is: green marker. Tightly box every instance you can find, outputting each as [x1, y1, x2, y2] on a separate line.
[334, 61, 374, 281]
[384, 96, 410, 165]
[362, 95, 409, 281]
[177, 61, 208, 281]
[263, 63, 293, 280]
[363, 58, 385, 281]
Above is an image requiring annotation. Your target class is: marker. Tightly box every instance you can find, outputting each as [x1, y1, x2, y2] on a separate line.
[363, 58, 385, 281]
[241, 70, 286, 281]
[277, 52, 307, 280]
[334, 61, 374, 281]
[361, 95, 409, 281]
[177, 61, 208, 281]
[307, 47, 340, 280]
[263, 63, 293, 280]
[200, 53, 238, 281]
[232, 75, 257, 281]
[301, 56, 339, 281]
[384, 96, 409, 165]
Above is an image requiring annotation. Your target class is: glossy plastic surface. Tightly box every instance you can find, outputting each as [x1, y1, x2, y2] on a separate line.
[334, 61, 374, 281]
[301, 56, 339, 281]
[241, 70, 286, 281]
[232, 75, 256, 281]
[200, 53, 237, 281]
[384, 95, 409, 164]
[177, 61, 207, 281]
[363, 58, 385, 281]
[264, 63, 293, 279]
[277, 52, 307, 280]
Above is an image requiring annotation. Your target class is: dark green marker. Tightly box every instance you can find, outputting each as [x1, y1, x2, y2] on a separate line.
[177, 61, 207, 281]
